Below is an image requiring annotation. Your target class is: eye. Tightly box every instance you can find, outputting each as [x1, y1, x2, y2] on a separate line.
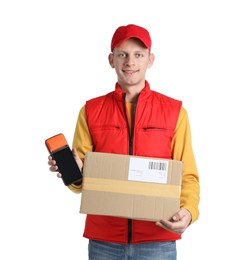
[117, 53, 127, 58]
[135, 53, 144, 58]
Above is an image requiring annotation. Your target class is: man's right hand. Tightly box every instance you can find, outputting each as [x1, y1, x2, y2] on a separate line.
[47, 148, 83, 179]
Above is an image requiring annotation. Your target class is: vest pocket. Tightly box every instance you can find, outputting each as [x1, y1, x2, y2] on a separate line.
[136, 126, 174, 157]
[142, 126, 172, 132]
[90, 125, 123, 132]
[89, 125, 128, 153]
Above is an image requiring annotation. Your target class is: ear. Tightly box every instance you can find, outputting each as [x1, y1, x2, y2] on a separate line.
[108, 53, 115, 68]
[147, 53, 155, 69]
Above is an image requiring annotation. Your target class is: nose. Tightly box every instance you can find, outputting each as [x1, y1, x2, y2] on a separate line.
[125, 54, 135, 66]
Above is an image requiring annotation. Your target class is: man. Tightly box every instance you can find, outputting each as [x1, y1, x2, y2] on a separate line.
[48, 24, 200, 260]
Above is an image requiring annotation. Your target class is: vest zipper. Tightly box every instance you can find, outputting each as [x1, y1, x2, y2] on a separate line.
[123, 93, 139, 244]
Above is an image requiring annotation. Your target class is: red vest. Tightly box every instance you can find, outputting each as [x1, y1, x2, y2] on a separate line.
[84, 81, 182, 244]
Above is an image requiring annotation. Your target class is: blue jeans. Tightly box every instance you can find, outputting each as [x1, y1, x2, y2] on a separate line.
[88, 240, 176, 260]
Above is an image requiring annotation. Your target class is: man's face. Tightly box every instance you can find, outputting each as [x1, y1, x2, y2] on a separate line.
[109, 38, 154, 89]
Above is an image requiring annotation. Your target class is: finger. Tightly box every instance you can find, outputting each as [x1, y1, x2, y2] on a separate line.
[155, 219, 172, 230]
[72, 148, 79, 160]
[48, 155, 54, 163]
[57, 172, 62, 178]
[49, 165, 58, 172]
[158, 218, 182, 229]
[155, 221, 166, 229]
[158, 219, 172, 228]
[72, 148, 83, 171]
[170, 209, 185, 222]
[155, 220, 183, 234]
[172, 214, 180, 222]
[48, 157, 57, 167]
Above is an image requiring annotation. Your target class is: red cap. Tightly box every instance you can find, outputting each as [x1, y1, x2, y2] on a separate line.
[111, 24, 152, 51]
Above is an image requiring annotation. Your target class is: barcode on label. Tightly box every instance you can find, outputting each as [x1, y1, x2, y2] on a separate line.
[148, 161, 167, 171]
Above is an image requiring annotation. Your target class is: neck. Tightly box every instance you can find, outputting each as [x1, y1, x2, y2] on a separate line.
[119, 82, 145, 103]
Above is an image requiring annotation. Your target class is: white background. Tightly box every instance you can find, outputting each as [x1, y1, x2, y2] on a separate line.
[1, 0, 244, 259]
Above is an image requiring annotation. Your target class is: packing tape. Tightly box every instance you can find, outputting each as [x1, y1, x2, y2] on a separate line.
[83, 177, 180, 198]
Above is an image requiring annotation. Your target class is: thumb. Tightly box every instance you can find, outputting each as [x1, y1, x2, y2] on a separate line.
[72, 148, 83, 171]
[72, 148, 79, 159]
[172, 212, 181, 222]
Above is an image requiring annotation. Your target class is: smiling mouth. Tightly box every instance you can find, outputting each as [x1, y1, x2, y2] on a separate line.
[123, 70, 138, 75]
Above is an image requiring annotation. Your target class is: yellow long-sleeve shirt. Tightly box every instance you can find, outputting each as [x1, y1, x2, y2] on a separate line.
[69, 103, 200, 224]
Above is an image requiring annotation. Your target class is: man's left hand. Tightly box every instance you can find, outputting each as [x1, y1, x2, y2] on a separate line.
[155, 208, 192, 234]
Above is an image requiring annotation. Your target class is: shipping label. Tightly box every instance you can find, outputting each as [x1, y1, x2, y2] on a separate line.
[128, 158, 168, 184]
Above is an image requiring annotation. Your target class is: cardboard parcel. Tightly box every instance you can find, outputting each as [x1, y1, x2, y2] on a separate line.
[80, 152, 183, 222]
